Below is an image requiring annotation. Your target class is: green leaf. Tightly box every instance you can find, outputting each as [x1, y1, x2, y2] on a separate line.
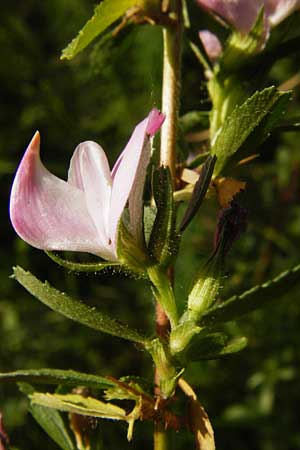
[185, 333, 247, 361]
[179, 155, 216, 232]
[19, 383, 75, 450]
[61, 0, 138, 60]
[212, 86, 280, 176]
[0, 369, 116, 390]
[200, 264, 300, 327]
[234, 90, 292, 164]
[104, 376, 147, 401]
[148, 167, 177, 266]
[12, 266, 148, 345]
[31, 392, 127, 420]
[45, 251, 121, 273]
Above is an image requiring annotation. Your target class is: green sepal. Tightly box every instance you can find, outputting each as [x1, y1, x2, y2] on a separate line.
[148, 166, 178, 267]
[61, 0, 138, 60]
[199, 263, 300, 327]
[219, 8, 264, 73]
[169, 319, 201, 356]
[19, 383, 76, 450]
[117, 220, 148, 275]
[179, 155, 216, 233]
[0, 369, 116, 390]
[184, 333, 247, 361]
[45, 251, 122, 273]
[143, 206, 157, 245]
[12, 266, 148, 345]
[211, 86, 281, 176]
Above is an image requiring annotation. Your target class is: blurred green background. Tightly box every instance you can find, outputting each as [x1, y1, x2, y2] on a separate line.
[1, 1, 300, 449]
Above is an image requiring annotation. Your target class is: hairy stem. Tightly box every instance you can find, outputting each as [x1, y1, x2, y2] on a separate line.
[160, 1, 182, 178]
[154, 1, 183, 449]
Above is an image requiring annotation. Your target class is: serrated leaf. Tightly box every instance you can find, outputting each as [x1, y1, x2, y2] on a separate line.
[19, 383, 75, 450]
[61, 0, 138, 60]
[0, 369, 116, 390]
[200, 264, 300, 327]
[12, 266, 148, 345]
[212, 86, 280, 176]
[45, 251, 121, 273]
[234, 90, 292, 164]
[148, 167, 177, 266]
[179, 155, 216, 232]
[31, 393, 126, 420]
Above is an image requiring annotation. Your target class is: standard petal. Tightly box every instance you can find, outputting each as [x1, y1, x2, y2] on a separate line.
[10, 132, 116, 260]
[109, 109, 165, 249]
[197, 0, 264, 33]
[68, 141, 115, 256]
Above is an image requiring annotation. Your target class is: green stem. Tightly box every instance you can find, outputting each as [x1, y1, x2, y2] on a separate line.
[148, 266, 178, 329]
[153, 2, 183, 449]
[154, 425, 170, 450]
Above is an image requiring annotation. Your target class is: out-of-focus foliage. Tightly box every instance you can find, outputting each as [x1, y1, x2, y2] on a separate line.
[1, 1, 300, 449]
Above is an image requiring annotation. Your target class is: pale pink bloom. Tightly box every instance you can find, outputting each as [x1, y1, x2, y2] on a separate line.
[196, 0, 300, 34]
[266, 0, 300, 26]
[199, 30, 223, 62]
[10, 109, 165, 261]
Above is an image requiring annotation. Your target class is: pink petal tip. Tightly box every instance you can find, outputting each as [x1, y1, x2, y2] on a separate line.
[146, 108, 165, 137]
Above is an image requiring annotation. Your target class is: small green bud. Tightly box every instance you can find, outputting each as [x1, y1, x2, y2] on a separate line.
[169, 320, 201, 356]
[188, 256, 222, 321]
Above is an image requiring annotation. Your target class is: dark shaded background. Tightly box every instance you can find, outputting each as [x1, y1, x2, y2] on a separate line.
[1, 1, 300, 449]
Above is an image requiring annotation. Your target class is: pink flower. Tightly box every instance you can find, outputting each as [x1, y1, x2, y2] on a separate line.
[199, 30, 223, 62]
[196, 0, 300, 34]
[10, 109, 165, 261]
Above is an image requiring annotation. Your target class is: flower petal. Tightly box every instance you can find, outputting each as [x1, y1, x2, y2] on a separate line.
[266, 0, 300, 26]
[199, 30, 223, 62]
[68, 141, 115, 256]
[109, 109, 165, 248]
[10, 132, 115, 259]
[197, 0, 264, 34]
